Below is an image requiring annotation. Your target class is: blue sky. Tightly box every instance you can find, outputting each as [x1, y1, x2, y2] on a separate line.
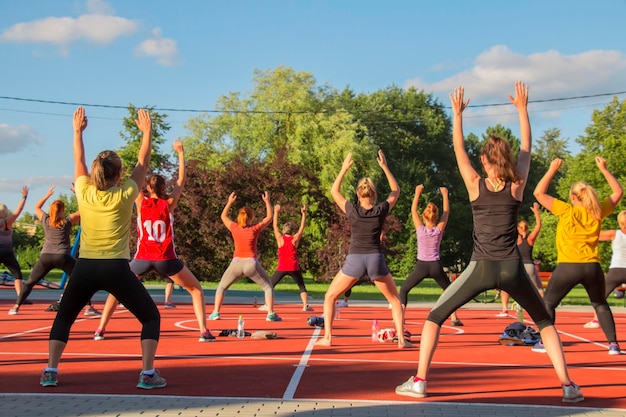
[1, 0, 625, 213]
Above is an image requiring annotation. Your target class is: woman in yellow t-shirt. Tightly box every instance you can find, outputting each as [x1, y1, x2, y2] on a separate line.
[534, 157, 623, 356]
[40, 106, 167, 389]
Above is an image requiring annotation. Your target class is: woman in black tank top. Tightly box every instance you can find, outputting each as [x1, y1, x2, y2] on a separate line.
[395, 82, 583, 403]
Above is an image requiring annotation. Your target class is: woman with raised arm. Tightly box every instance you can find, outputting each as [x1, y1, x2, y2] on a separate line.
[262, 204, 312, 311]
[209, 191, 281, 322]
[498, 202, 544, 316]
[9, 186, 80, 315]
[534, 157, 623, 355]
[315, 150, 412, 349]
[41, 106, 166, 390]
[0, 186, 29, 298]
[93, 140, 215, 343]
[399, 185, 462, 328]
[395, 82, 583, 403]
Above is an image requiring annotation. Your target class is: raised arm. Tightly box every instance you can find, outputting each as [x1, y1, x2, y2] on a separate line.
[509, 81, 531, 200]
[292, 204, 307, 246]
[272, 204, 283, 247]
[438, 187, 450, 232]
[221, 192, 237, 229]
[34, 186, 55, 222]
[599, 229, 616, 242]
[377, 149, 400, 209]
[526, 202, 542, 245]
[130, 109, 153, 190]
[258, 191, 273, 229]
[596, 156, 623, 208]
[331, 153, 353, 213]
[411, 185, 424, 229]
[533, 159, 562, 211]
[168, 140, 186, 211]
[7, 186, 28, 226]
[449, 87, 480, 200]
[72, 107, 89, 181]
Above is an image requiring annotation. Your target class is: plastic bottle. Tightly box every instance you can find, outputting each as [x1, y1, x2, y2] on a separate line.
[335, 301, 341, 319]
[253, 296, 258, 308]
[371, 319, 379, 342]
[514, 302, 524, 323]
[237, 315, 245, 338]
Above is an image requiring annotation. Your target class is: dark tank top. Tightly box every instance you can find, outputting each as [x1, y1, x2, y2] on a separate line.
[517, 235, 533, 263]
[470, 179, 521, 261]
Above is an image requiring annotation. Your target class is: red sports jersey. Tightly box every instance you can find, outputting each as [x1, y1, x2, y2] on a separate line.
[277, 235, 299, 271]
[134, 197, 177, 260]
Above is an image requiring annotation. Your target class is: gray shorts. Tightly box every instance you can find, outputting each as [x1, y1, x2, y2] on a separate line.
[341, 253, 389, 280]
[130, 259, 184, 278]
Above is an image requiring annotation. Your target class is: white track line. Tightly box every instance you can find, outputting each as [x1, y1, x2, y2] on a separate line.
[282, 326, 321, 400]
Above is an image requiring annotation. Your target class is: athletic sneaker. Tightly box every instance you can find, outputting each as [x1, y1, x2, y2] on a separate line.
[302, 305, 314, 312]
[266, 312, 282, 322]
[136, 370, 167, 389]
[164, 302, 176, 309]
[258, 304, 269, 311]
[40, 370, 58, 387]
[531, 341, 546, 353]
[395, 376, 427, 398]
[93, 330, 105, 341]
[8, 307, 18, 315]
[495, 311, 509, 317]
[608, 343, 622, 355]
[209, 312, 220, 320]
[84, 306, 101, 316]
[199, 331, 216, 342]
[583, 319, 600, 329]
[450, 319, 464, 327]
[562, 382, 584, 403]
[337, 300, 349, 308]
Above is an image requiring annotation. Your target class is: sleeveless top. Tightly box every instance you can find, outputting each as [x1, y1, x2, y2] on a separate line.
[277, 235, 299, 271]
[229, 222, 263, 258]
[517, 235, 533, 264]
[470, 180, 521, 261]
[134, 197, 177, 260]
[41, 213, 73, 255]
[345, 200, 389, 255]
[610, 229, 626, 269]
[0, 219, 12, 251]
[416, 225, 442, 262]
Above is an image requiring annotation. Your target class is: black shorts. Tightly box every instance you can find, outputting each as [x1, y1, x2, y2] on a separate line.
[130, 259, 184, 277]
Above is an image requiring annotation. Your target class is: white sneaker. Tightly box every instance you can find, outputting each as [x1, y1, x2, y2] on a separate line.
[302, 305, 314, 312]
[337, 300, 349, 308]
[395, 376, 427, 398]
[562, 382, 584, 403]
[495, 311, 509, 317]
[583, 320, 600, 329]
[258, 304, 269, 311]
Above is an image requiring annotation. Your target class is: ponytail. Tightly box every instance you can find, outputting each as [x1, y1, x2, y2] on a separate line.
[570, 181, 601, 220]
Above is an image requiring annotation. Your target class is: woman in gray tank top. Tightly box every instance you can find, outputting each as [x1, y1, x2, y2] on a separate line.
[0, 185, 29, 299]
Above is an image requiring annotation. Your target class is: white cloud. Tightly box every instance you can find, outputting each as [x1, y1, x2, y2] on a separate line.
[0, 124, 43, 154]
[406, 46, 626, 127]
[0, 0, 138, 46]
[134, 28, 181, 67]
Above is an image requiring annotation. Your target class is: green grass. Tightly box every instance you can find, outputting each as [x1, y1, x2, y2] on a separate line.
[30, 270, 625, 308]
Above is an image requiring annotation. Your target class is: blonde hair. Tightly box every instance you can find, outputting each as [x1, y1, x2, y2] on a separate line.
[282, 222, 296, 235]
[0, 204, 8, 219]
[48, 200, 66, 229]
[90, 150, 122, 191]
[617, 210, 626, 229]
[570, 181, 601, 220]
[356, 177, 377, 202]
[422, 202, 439, 225]
[481, 135, 521, 183]
[517, 220, 529, 235]
[237, 207, 254, 227]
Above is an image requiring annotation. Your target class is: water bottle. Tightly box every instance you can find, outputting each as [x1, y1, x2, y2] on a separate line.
[335, 301, 341, 319]
[514, 302, 524, 323]
[253, 296, 258, 308]
[371, 319, 379, 342]
[307, 316, 324, 327]
[237, 315, 245, 338]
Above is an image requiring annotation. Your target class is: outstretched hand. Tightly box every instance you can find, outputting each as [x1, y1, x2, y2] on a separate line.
[262, 191, 270, 204]
[549, 158, 563, 172]
[135, 109, 152, 133]
[376, 149, 388, 169]
[415, 184, 425, 196]
[595, 156, 607, 171]
[531, 202, 540, 214]
[173, 140, 184, 153]
[341, 153, 354, 172]
[46, 186, 56, 196]
[21, 185, 29, 198]
[274, 204, 281, 213]
[301, 204, 307, 214]
[73, 107, 88, 132]
[227, 192, 237, 204]
[507, 81, 529, 110]
[439, 186, 448, 197]
[449, 87, 470, 114]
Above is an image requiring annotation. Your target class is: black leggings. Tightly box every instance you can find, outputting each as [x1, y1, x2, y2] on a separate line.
[17, 253, 75, 306]
[428, 259, 553, 329]
[399, 260, 450, 306]
[0, 250, 23, 280]
[544, 262, 617, 343]
[50, 259, 160, 343]
[604, 267, 626, 298]
[271, 270, 307, 292]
